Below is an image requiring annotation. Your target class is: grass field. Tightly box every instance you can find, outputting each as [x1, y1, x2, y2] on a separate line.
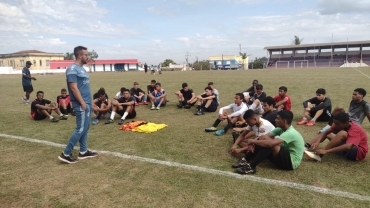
[1, 67, 370, 207]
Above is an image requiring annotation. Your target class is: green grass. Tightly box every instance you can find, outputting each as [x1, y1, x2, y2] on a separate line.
[1, 68, 370, 207]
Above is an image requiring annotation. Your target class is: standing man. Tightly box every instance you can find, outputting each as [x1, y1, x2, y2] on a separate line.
[58, 46, 98, 164]
[22, 61, 36, 104]
[144, 63, 148, 74]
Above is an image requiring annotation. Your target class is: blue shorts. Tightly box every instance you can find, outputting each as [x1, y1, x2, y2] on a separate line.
[336, 146, 358, 161]
[154, 99, 166, 107]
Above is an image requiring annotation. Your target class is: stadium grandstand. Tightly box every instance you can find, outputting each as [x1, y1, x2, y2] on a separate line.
[264, 40, 370, 68]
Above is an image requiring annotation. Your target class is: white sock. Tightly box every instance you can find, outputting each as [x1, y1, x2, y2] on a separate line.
[302, 117, 307, 120]
[249, 103, 257, 110]
[60, 113, 63, 116]
[110, 112, 116, 120]
[49, 116, 54, 120]
[324, 124, 330, 128]
[312, 118, 316, 122]
[121, 112, 128, 120]
[80, 151, 86, 155]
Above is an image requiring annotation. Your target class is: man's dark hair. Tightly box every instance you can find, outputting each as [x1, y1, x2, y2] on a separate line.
[204, 86, 212, 91]
[279, 86, 287, 92]
[151, 80, 156, 83]
[235, 93, 244, 100]
[354, 88, 366, 97]
[262, 96, 276, 107]
[182, 83, 188, 88]
[256, 84, 263, 90]
[120, 87, 126, 93]
[155, 83, 161, 87]
[73, 46, 87, 59]
[253, 80, 258, 84]
[277, 110, 293, 125]
[316, 88, 326, 95]
[123, 88, 130, 93]
[208, 82, 214, 86]
[333, 112, 350, 123]
[37, 91, 44, 95]
[243, 109, 256, 120]
[98, 88, 106, 96]
[61, 88, 67, 92]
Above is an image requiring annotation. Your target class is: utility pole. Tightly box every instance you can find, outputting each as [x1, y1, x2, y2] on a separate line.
[185, 51, 191, 66]
[239, 44, 241, 53]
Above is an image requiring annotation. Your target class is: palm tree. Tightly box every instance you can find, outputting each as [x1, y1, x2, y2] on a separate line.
[239, 52, 250, 70]
[64, 52, 74, 60]
[291, 35, 303, 45]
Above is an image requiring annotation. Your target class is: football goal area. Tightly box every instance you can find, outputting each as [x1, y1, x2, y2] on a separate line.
[294, 60, 309, 68]
[275, 61, 289, 69]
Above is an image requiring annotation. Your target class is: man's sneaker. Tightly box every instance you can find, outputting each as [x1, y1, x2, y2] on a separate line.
[105, 119, 114, 124]
[143, 101, 148, 105]
[205, 127, 217, 132]
[71, 109, 76, 116]
[156, 106, 160, 110]
[177, 103, 183, 108]
[297, 119, 308, 125]
[304, 150, 322, 162]
[304, 143, 311, 151]
[232, 157, 249, 168]
[78, 150, 98, 160]
[151, 105, 156, 110]
[319, 125, 330, 133]
[235, 163, 256, 174]
[118, 119, 124, 125]
[184, 104, 191, 109]
[194, 110, 204, 115]
[215, 129, 225, 136]
[58, 152, 78, 164]
[21, 97, 27, 103]
[135, 102, 139, 106]
[306, 120, 315, 126]
[59, 115, 68, 120]
[50, 117, 59, 122]
[92, 119, 99, 125]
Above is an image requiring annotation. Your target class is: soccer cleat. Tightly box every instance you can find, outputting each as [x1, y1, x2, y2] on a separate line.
[143, 101, 148, 105]
[319, 126, 330, 133]
[297, 119, 308, 125]
[232, 157, 249, 168]
[58, 152, 78, 164]
[304, 150, 322, 162]
[151, 105, 156, 110]
[105, 119, 114, 124]
[156, 106, 160, 110]
[215, 129, 225, 136]
[184, 104, 191, 109]
[235, 163, 256, 174]
[50, 117, 59, 122]
[21, 97, 27, 103]
[205, 127, 217, 132]
[135, 102, 139, 106]
[78, 150, 98, 160]
[59, 115, 68, 120]
[194, 110, 205, 115]
[118, 119, 124, 125]
[306, 120, 315, 126]
[304, 143, 311, 151]
[92, 119, 99, 125]
[177, 103, 183, 108]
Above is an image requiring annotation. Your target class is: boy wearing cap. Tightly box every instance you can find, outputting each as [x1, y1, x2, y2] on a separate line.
[22, 61, 36, 104]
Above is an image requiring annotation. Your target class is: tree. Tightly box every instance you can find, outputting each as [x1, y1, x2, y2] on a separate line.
[87, 50, 98, 73]
[248, 56, 268, 69]
[64, 52, 74, 60]
[162, 59, 176, 67]
[239, 52, 249, 70]
[291, 35, 303, 45]
[192, 60, 211, 70]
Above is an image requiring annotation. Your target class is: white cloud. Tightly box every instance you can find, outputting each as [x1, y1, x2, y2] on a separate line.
[147, 7, 174, 17]
[318, 0, 370, 14]
[154, 39, 161, 43]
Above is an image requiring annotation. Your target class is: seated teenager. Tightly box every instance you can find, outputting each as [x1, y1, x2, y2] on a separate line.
[149, 82, 167, 110]
[130, 82, 147, 106]
[114, 87, 126, 101]
[57, 88, 74, 116]
[194, 86, 218, 115]
[261, 96, 280, 127]
[319, 88, 370, 133]
[147, 79, 156, 99]
[92, 88, 112, 125]
[175, 83, 197, 109]
[106, 88, 136, 125]
[207, 82, 220, 106]
[235, 110, 304, 174]
[205, 93, 248, 136]
[274, 86, 292, 111]
[93, 87, 109, 100]
[245, 84, 266, 114]
[243, 79, 258, 96]
[297, 88, 332, 126]
[231, 109, 275, 167]
[31, 91, 68, 122]
[304, 112, 368, 162]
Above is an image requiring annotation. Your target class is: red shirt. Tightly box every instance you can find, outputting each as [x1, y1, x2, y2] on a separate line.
[331, 121, 368, 161]
[273, 95, 291, 111]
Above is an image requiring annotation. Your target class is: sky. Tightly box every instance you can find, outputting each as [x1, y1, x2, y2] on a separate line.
[0, 0, 369, 64]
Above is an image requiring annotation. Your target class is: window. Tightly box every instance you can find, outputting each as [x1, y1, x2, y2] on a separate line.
[217, 61, 222, 65]
[46, 60, 50, 66]
[39, 60, 42, 66]
[9, 60, 14, 67]
[226, 61, 231, 64]
[33, 60, 36, 66]
[0, 61, 3, 66]
[20, 60, 24, 67]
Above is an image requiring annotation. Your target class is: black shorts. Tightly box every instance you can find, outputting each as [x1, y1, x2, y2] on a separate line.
[182, 98, 195, 106]
[117, 110, 136, 119]
[23, 85, 33, 93]
[309, 109, 331, 122]
[202, 100, 217, 112]
[33, 112, 47, 120]
[270, 146, 293, 170]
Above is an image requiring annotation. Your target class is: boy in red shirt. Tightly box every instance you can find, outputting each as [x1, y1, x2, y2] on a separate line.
[274, 86, 291, 111]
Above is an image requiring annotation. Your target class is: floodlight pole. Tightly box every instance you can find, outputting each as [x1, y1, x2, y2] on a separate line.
[331, 33, 333, 67]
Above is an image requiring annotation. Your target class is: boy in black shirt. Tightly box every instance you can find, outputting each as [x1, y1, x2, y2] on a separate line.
[175, 83, 197, 109]
[106, 88, 136, 125]
[31, 91, 67, 122]
[130, 82, 147, 106]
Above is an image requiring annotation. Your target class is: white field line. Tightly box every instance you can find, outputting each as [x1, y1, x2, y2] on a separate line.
[1, 133, 370, 202]
[352, 67, 370, 79]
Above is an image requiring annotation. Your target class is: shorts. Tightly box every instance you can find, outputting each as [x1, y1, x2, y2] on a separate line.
[336, 144, 358, 161]
[309, 109, 331, 121]
[23, 85, 33, 93]
[154, 99, 166, 107]
[270, 146, 293, 170]
[117, 110, 136, 119]
[202, 100, 217, 112]
[31, 112, 47, 120]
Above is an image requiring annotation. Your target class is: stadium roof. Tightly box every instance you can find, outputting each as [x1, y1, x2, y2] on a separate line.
[264, 40, 370, 51]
